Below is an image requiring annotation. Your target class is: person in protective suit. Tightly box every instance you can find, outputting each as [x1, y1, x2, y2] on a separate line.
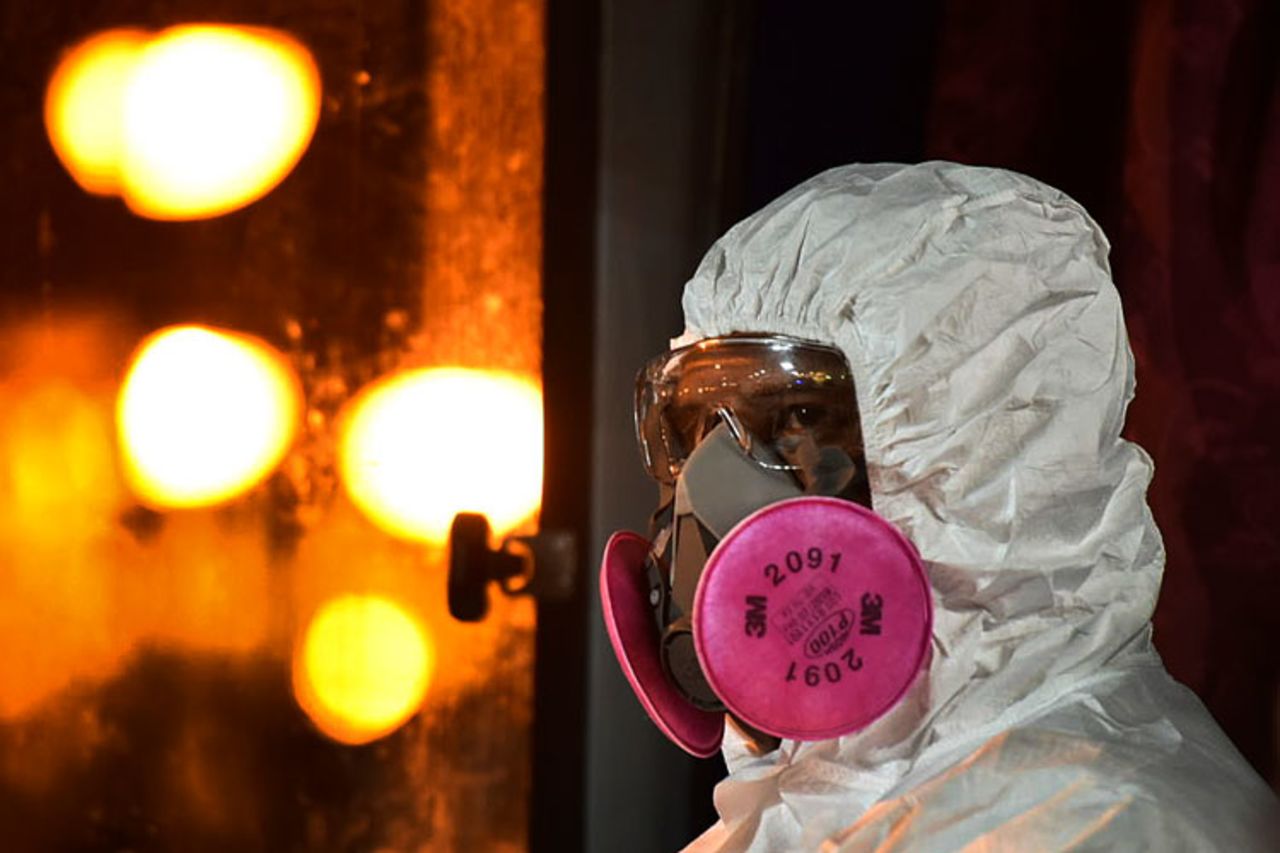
[603, 162, 1279, 851]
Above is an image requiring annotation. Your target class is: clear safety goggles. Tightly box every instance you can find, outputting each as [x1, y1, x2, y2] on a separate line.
[635, 335, 865, 491]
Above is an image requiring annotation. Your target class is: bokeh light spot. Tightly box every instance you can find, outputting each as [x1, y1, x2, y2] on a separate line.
[293, 595, 434, 745]
[44, 25, 320, 219]
[117, 324, 300, 508]
[44, 29, 148, 195]
[120, 25, 321, 220]
[338, 368, 543, 544]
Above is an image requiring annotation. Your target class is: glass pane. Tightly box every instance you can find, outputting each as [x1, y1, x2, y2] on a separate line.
[0, 0, 543, 849]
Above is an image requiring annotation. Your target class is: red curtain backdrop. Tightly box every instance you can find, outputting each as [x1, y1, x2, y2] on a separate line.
[927, 0, 1280, 784]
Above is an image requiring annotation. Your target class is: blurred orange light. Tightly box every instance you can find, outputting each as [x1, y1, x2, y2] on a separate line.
[44, 29, 148, 195]
[43, 25, 320, 220]
[293, 595, 434, 745]
[117, 324, 300, 508]
[338, 368, 543, 544]
[3, 382, 121, 536]
[120, 25, 321, 220]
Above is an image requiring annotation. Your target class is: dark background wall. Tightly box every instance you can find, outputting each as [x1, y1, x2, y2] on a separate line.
[583, 1, 1279, 849]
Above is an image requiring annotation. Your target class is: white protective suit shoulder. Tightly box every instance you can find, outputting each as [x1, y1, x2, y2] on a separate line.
[678, 162, 1279, 852]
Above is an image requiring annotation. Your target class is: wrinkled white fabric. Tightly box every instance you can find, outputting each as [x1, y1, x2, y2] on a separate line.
[677, 163, 1278, 851]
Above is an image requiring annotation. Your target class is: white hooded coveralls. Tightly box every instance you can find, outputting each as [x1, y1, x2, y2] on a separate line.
[677, 163, 1278, 851]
